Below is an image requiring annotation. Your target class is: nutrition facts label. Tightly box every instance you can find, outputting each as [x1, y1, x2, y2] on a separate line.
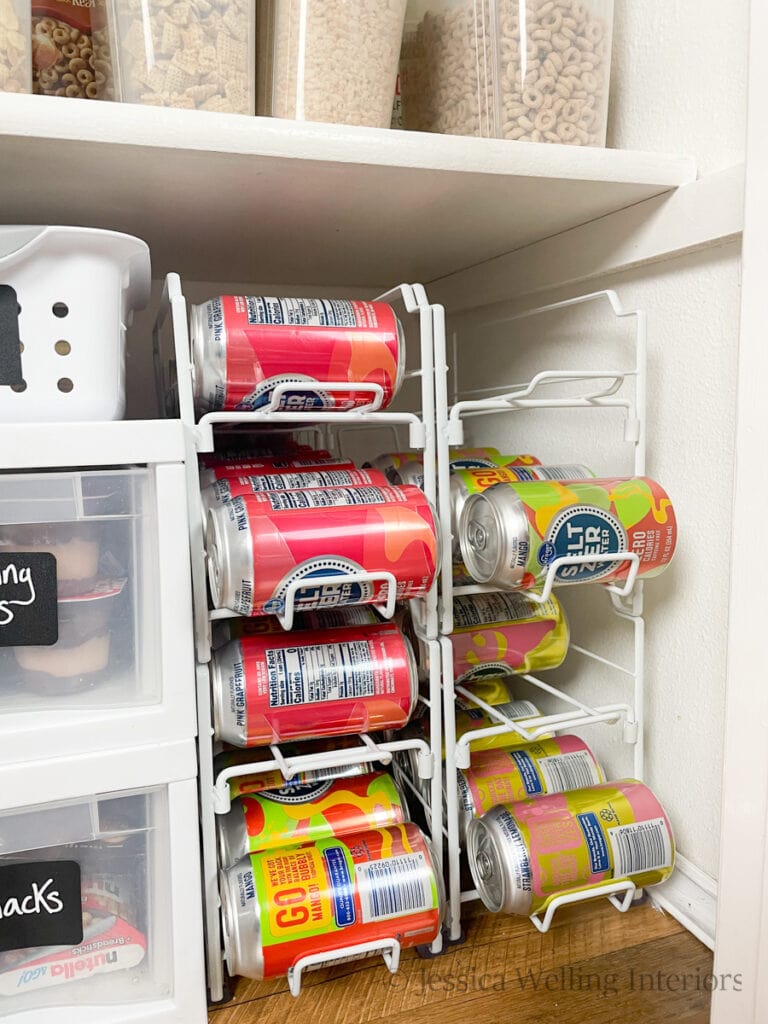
[266, 641, 375, 706]
[245, 298, 376, 328]
[264, 487, 389, 511]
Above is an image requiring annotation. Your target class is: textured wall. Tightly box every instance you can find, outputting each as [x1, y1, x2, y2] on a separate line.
[608, 0, 748, 172]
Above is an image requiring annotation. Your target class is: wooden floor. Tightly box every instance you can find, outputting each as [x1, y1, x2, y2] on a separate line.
[208, 899, 713, 1024]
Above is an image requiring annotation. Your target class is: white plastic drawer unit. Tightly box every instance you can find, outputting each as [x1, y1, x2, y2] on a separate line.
[0, 465, 196, 763]
[0, 742, 205, 1023]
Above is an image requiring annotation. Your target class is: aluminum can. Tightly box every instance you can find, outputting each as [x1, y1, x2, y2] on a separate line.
[459, 477, 677, 590]
[212, 605, 384, 648]
[453, 700, 552, 754]
[217, 772, 409, 867]
[405, 698, 545, 758]
[453, 676, 515, 709]
[366, 448, 503, 483]
[204, 467, 390, 507]
[198, 442, 315, 466]
[191, 295, 405, 414]
[211, 626, 419, 746]
[450, 465, 594, 547]
[199, 454, 353, 489]
[214, 741, 378, 801]
[468, 780, 675, 916]
[207, 491, 439, 617]
[220, 822, 442, 979]
[454, 737, 603, 841]
[297, 605, 384, 629]
[202, 482, 413, 519]
[447, 592, 569, 684]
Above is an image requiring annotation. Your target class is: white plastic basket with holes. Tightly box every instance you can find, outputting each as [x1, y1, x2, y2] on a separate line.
[0, 226, 151, 422]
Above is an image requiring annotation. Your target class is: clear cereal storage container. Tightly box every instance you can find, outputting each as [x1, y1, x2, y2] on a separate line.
[264, 0, 409, 128]
[400, 0, 614, 145]
[31, 0, 116, 100]
[0, 0, 30, 94]
[111, 0, 255, 113]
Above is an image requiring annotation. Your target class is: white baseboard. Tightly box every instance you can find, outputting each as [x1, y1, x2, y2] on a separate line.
[649, 854, 717, 950]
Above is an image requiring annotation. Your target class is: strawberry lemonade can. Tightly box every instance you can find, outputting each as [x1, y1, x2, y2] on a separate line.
[211, 625, 419, 746]
[455, 737, 604, 841]
[467, 780, 675, 916]
[459, 477, 677, 590]
[220, 823, 442, 979]
[206, 491, 439, 617]
[191, 295, 405, 414]
[217, 772, 409, 867]
[447, 591, 569, 683]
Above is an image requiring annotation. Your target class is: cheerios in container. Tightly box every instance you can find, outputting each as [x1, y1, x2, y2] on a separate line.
[32, 0, 116, 100]
[400, 0, 614, 146]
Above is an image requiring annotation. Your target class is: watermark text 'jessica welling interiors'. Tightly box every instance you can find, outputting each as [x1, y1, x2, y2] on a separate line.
[386, 965, 742, 997]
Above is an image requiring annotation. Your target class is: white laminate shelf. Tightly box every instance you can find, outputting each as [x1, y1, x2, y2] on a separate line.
[0, 419, 187, 469]
[0, 94, 697, 288]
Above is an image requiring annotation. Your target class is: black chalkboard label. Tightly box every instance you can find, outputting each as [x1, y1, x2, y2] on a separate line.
[0, 553, 58, 647]
[0, 861, 83, 953]
[0, 284, 23, 387]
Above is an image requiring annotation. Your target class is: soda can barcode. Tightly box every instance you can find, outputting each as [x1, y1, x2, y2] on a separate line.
[608, 818, 673, 878]
[356, 853, 432, 923]
[537, 752, 602, 792]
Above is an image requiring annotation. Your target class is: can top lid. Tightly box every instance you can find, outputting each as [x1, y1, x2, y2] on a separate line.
[466, 817, 506, 913]
[219, 862, 262, 979]
[459, 491, 505, 583]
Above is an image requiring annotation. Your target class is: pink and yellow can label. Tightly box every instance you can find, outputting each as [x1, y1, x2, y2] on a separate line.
[484, 780, 675, 915]
[514, 477, 676, 588]
[237, 773, 407, 853]
[449, 594, 568, 683]
[460, 736, 603, 815]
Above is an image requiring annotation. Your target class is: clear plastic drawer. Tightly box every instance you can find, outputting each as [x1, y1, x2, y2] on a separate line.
[0, 466, 196, 763]
[0, 742, 205, 1022]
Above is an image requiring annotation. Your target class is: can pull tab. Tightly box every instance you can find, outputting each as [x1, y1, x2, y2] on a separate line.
[0, 285, 23, 387]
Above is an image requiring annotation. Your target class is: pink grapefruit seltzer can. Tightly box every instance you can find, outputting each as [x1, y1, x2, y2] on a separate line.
[467, 780, 675, 916]
[207, 490, 439, 617]
[191, 296, 405, 413]
[203, 468, 391, 508]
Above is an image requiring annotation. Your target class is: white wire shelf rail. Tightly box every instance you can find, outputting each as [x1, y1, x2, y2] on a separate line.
[151, 275, 445, 1000]
[433, 290, 649, 943]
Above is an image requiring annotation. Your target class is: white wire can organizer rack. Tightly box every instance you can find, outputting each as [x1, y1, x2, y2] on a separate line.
[153, 275, 446, 1001]
[432, 290, 651, 944]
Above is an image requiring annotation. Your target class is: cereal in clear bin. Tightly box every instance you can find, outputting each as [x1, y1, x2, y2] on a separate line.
[31, 0, 116, 100]
[112, 0, 254, 113]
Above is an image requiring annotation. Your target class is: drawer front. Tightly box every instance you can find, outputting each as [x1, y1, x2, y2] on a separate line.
[0, 748, 205, 1022]
[0, 465, 196, 762]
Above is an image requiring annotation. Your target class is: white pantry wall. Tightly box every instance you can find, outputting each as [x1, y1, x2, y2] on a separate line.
[609, 0, 749, 173]
[452, 240, 740, 880]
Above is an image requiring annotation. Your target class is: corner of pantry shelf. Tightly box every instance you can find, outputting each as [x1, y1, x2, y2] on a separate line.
[0, 94, 698, 287]
[0, 419, 187, 469]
